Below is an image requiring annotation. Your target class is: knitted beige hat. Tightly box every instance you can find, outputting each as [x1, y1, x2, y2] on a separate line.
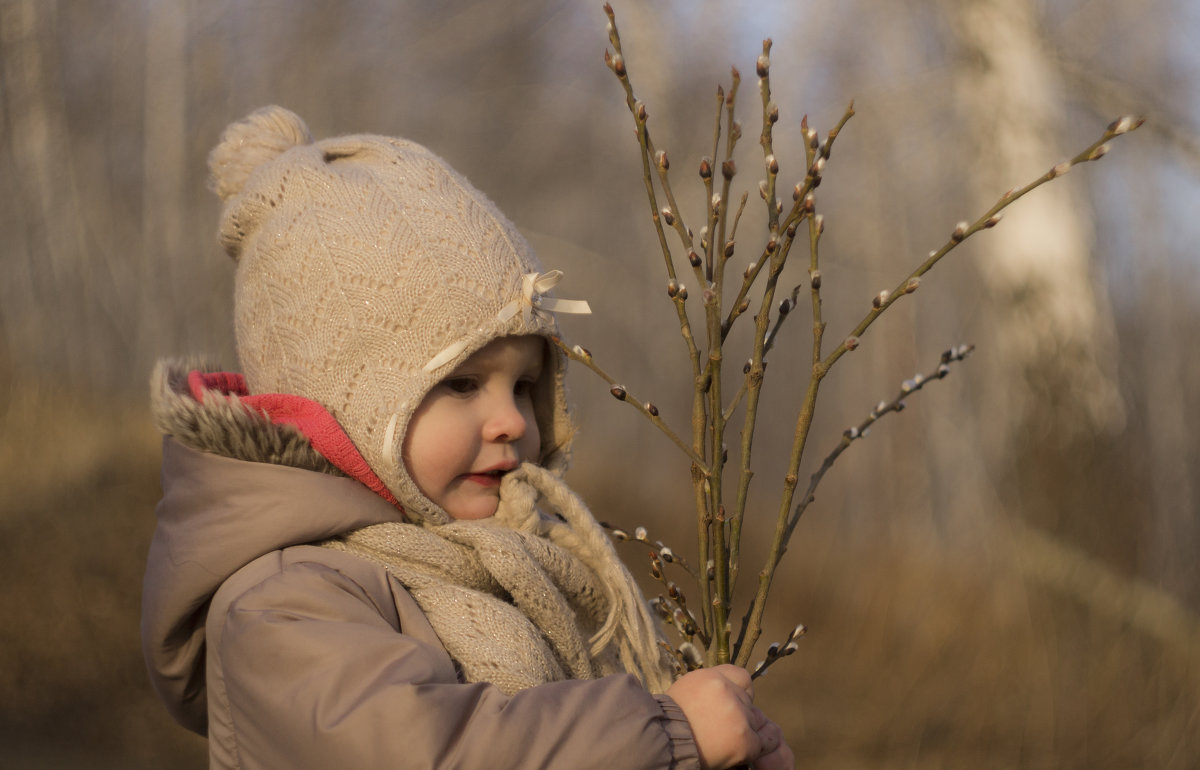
[208, 106, 585, 524]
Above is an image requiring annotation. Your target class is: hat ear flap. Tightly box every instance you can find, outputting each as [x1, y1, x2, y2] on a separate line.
[209, 105, 313, 260]
[532, 340, 575, 474]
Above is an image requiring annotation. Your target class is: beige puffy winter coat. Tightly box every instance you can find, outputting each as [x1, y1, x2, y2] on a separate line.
[141, 362, 700, 769]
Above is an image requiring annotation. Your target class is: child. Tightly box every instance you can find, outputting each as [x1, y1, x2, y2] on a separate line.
[142, 106, 793, 770]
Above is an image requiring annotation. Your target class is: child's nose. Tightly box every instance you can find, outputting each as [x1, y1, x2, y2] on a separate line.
[483, 394, 527, 443]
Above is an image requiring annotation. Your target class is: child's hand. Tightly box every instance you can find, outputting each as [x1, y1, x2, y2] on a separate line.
[666, 664, 794, 769]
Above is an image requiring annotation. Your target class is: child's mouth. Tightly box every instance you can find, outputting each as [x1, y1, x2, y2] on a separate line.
[463, 468, 511, 487]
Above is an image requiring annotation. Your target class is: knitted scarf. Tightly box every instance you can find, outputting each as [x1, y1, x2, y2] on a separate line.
[321, 463, 676, 696]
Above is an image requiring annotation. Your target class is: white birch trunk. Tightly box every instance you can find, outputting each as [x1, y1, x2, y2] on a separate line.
[948, 0, 1125, 444]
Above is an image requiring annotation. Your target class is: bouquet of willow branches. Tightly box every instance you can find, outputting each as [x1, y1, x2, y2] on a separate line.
[554, 5, 1143, 677]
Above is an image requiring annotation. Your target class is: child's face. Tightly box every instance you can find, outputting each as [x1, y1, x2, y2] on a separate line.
[402, 335, 545, 520]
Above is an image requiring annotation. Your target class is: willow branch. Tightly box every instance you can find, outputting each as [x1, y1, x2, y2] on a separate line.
[823, 117, 1144, 375]
[733, 115, 1143, 667]
[603, 8, 704, 370]
[783, 345, 974, 546]
[727, 42, 784, 599]
[553, 337, 709, 473]
[604, 5, 718, 639]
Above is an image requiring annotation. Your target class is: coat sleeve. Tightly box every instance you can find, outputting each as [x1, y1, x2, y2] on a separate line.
[206, 548, 700, 770]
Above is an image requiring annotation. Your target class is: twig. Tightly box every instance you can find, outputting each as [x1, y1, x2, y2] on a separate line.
[735, 119, 1142, 667]
[552, 337, 708, 473]
[784, 345, 975, 547]
[604, 3, 720, 643]
[749, 623, 807, 680]
[603, 521, 700, 584]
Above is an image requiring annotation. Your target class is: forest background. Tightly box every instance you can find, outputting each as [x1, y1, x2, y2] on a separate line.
[1, 1, 1197, 767]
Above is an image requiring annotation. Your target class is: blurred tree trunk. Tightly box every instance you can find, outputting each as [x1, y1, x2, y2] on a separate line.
[946, 0, 1124, 448]
[0, 0, 86, 379]
[140, 0, 188, 361]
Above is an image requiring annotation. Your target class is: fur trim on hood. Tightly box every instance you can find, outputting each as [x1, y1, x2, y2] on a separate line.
[151, 357, 341, 476]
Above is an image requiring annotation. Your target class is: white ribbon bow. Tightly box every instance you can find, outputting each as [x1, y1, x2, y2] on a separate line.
[423, 270, 591, 372]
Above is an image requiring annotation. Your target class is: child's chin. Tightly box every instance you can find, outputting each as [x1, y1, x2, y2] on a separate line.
[445, 498, 500, 521]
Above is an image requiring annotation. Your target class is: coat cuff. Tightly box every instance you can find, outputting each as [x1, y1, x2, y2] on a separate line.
[653, 694, 702, 770]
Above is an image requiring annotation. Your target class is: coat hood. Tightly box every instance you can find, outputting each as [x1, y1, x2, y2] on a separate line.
[141, 359, 403, 732]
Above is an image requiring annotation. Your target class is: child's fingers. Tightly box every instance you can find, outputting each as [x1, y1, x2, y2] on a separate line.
[751, 720, 793, 770]
[754, 745, 794, 770]
[709, 663, 755, 698]
[746, 704, 769, 731]
[667, 665, 792, 769]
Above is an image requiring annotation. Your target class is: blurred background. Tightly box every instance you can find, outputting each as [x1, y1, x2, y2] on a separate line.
[1, 0, 1196, 767]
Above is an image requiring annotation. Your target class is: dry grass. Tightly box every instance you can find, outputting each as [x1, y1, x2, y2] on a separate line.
[0, 376, 206, 769]
[753, 521, 1200, 769]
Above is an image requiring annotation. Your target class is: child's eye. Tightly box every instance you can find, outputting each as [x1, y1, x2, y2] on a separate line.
[514, 378, 537, 397]
[442, 376, 478, 395]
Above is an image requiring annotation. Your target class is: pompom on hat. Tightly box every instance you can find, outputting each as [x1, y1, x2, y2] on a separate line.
[208, 106, 588, 525]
